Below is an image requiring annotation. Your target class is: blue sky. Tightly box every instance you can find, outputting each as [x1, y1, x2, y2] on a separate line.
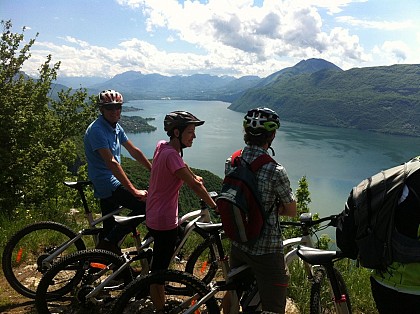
[2, 0, 419, 78]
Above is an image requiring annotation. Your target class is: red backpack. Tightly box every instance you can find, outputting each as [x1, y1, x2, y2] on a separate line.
[217, 150, 276, 244]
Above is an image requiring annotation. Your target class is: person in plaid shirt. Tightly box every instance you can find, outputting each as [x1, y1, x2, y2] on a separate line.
[223, 107, 297, 314]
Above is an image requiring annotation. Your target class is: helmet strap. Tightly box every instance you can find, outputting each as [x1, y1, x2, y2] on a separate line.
[267, 133, 276, 156]
[180, 145, 184, 157]
[173, 128, 185, 157]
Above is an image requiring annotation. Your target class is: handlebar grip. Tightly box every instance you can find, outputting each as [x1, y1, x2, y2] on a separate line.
[280, 214, 338, 227]
[316, 214, 338, 226]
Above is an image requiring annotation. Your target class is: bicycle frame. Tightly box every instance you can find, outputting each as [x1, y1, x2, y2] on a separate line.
[40, 206, 124, 270]
[172, 207, 212, 261]
[83, 200, 215, 302]
[185, 213, 338, 314]
[50, 182, 212, 272]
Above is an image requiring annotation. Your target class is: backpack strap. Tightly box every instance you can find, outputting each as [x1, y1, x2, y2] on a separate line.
[230, 149, 276, 171]
[230, 149, 243, 167]
[250, 154, 276, 172]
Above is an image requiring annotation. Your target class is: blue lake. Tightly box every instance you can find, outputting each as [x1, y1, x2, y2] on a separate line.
[123, 99, 420, 218]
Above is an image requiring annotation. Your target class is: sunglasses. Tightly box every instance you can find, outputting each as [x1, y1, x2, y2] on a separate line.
[102, 103, 122, 111]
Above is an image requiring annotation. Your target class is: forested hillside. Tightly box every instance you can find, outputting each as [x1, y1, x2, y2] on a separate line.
[230, 64, 420, 136]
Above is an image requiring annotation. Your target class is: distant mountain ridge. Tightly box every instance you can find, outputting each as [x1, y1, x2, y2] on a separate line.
[54, 58, 341, 101]
[230, 63, 420, 136]
[256, 58, 342, 87]
[86, 71, 261, 102]
[48, 58, 420, 137]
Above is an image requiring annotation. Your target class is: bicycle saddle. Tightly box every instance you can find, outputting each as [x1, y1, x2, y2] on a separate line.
[297, 245, 344, 264]
[195, 222, 223, 233]
[113, 215, 145, 226]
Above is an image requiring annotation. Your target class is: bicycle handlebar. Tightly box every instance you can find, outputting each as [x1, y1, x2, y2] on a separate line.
[280, 214, 338, 228]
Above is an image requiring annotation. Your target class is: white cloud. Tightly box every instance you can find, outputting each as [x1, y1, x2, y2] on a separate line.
[336, 16, 413, 30]
[20, 0, 420, 78]
[382, 41, 409, 62]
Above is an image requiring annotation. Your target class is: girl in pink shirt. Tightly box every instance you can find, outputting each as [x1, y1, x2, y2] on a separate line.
[146, 111, 217, 313]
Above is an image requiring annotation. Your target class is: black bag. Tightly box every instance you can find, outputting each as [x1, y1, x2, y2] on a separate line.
[217, 150, 275, 244]
[336, 157, 420, 269]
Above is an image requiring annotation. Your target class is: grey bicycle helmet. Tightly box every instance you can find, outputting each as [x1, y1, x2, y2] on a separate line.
[97, 90, 124, 105]
[164, 111, 205, 135]
[243, 107, 280, 135]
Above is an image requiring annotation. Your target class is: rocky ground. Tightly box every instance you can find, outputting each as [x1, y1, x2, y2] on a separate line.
[0, 271, 37, 313]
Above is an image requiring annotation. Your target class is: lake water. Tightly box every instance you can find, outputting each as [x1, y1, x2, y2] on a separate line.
[123, 99, 420, 218]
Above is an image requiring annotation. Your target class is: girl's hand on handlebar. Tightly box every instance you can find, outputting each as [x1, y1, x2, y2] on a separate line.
[194, 175, 204, 183]
[134, 189, 148, 201]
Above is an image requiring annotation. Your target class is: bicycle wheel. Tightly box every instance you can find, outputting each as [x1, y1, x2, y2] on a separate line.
[185, 235, 219, 284]
[310, 267, 352, 314]
[111, 269, 220, 314]
[2, 221, 86, 298]
[35, 249, 126, 314]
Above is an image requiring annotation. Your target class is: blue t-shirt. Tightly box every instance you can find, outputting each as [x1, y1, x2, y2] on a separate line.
[84, 115, 128, 198]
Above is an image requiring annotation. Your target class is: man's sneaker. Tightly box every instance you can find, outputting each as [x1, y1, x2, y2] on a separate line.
[96, 239, 122, 256]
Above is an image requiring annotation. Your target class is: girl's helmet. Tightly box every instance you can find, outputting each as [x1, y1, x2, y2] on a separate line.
[97, 90, 124, 105]
[243, 107, 280, 135]
[164, 111, 205, 135]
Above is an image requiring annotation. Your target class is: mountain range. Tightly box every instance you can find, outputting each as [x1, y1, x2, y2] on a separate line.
[52, 58, 420, 137]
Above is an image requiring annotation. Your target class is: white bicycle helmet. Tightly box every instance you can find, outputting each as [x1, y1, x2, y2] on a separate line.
[243, 107, 280, 135]
[97, 90, 123, 105]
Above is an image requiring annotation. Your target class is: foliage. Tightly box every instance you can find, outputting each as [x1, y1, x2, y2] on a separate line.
[231, 64, 420, 137]
[295, 175, 311, 216]
[282, 175, 318, 240]
[119, 115, 157, 133]
[0, 20, 97, 217]
[335, 260, 378, 313]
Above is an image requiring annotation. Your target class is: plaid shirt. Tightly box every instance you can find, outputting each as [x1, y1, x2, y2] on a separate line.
[225, 145, 295, 255]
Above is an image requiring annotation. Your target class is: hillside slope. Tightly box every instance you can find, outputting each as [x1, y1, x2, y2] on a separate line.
[230, 64, 420, 136]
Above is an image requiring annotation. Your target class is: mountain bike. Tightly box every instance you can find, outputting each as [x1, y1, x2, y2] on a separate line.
[110, 213, 352, 314]
[1, 181, 125, 298]
[2, 181, 216, 299]
[34, 192, 221, 313]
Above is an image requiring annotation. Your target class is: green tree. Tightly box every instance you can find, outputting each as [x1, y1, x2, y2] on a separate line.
[295, 175, 311, 216]
[281, 176, 312, 239]
[0, 20, 97, 217]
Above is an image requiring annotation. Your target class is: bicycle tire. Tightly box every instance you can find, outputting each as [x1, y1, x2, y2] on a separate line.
[2, 221, 86, 298]
[332, 267, 352, 314]
[185, 234, 219, 284]
[111, 269, 220, 314]
[310, 268, 325, 314]
[35, 249, 125, 314]
[310, 267, 352, 314]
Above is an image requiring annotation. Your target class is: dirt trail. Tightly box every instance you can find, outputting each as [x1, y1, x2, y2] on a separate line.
[0, 272, 36, 313]
[0, 270, 300, 314]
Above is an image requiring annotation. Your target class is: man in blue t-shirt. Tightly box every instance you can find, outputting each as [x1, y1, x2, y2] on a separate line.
[84, 89, 152, 254]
